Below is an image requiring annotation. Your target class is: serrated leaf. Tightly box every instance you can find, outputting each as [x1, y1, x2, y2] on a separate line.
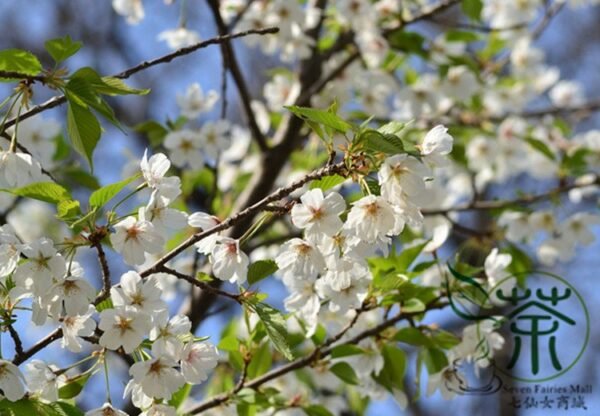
[361, 130, 404, 154]
[286, 105, 352, 134]
[57, 199, 81, 220]
[3, 182, 71, 204]
[45, 35, 82, 63]
[309, 174, 346, 191]
[0, 49, 42, 79]
[329, 362, 359, 385]
[66, 97, 101, 169]
[89, 174, 140, 209]
[250, 302, 293, 360]
[247, 260, 278, 285]
[58, 373, 91, 399]
[97, 77, 150, 96]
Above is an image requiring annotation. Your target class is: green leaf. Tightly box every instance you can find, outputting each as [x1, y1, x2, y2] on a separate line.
[45, 35, 82, 63]
[97, 76, 150, 96]
[462, 0, 483, 21]
[134, 120, 168, 147]
[286, 105, 353, 134]
[247, 342, 272, 378]
[330, 344, 366, 358]
[66, 76, 120, 128]
[446, 30, 480, 43]
[57, 199, 81, 220]
[89, 174, 140, 209]
[310, 174, 346, 191]
[421, 347, 448, 374]
[431, 330, 461, 349]
[3, 182, 71, 204]
[525, 137, 555, 161]
[63, 167, 101, 190]
[374, 345, 407, 391]
[66, 97, 101, 169]
[58, 373, 91, 399]
[388, 31, 427, 57]
[303, 405, 334, 416]
[168, 383, 192, 409]
[70, 67, 149, 96]
[402, 298, 426, 313]
[95, 297, 113, 312]
[364, 176, 381, 195]
[247, 260, 278, 285]
[249, 302, 294, 360]
[395, 241, 428, 271]
[373, 272, 409, 291]
[0, 49, 42, 79]
[329, 362, 359, 385]
[49, 402, 85, 416]
[377, 121, 407, 136]
[361, 130, 404, 154]
[394, 327, 433, 347]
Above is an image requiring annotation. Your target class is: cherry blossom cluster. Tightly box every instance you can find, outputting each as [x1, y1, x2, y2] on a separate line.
[276, 126, 453, 338]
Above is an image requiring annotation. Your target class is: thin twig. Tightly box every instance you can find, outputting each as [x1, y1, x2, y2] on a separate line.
[92, 242, 112, 305]
[139, 161, 347, 278]
[0, 71, 47, 83]
[12, 329, 63, 365]
[157, 265, 242, 304]
[422, 177, 600, 216]
[7, 321, 24, 359]
[0, 27, 279, 137]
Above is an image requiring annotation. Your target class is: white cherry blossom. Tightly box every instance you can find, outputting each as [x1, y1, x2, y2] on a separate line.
[180, 341, 219, 384]
[60, 306, 96, 353]
[0, 360, 26, 401]
[111, 215, 164, 266]
[211, 237, 249, 284]
[99, 306, 151, 353]
[176, 83, 219, 119]
[129, 355, 184, 400]
[111, 271, 166, 315]
[291, 189, 345, 237]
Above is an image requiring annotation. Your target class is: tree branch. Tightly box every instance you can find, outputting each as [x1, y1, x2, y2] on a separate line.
[422, 177, 600, 216]
[139, 161, 347, 278]
[157, 265, 242, 304]
[0, 27, 279, 136]
[206, 0, 269, 152]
